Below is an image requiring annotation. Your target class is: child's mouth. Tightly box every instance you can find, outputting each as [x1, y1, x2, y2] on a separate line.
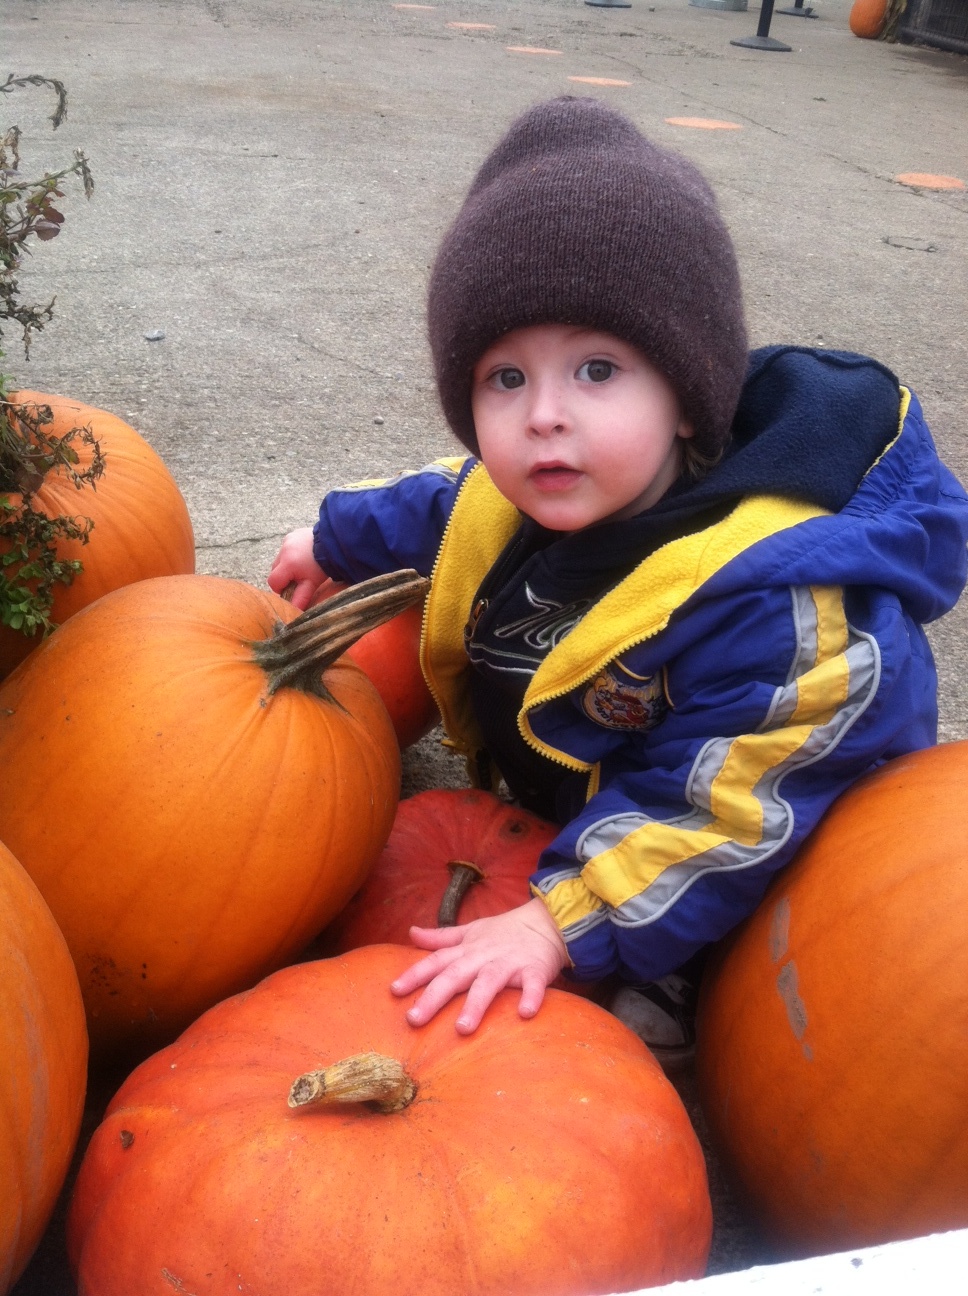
[530, 464, 582, 491]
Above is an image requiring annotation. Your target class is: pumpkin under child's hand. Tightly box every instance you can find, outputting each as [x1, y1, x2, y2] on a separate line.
[390, 897, 569, 1034]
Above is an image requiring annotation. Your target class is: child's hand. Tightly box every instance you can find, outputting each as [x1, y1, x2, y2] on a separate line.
[268, 527, 326, 610]
[390, 898, 569, 1034]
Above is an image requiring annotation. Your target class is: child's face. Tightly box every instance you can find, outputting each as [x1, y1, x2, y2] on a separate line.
[471, 324, 694, 532]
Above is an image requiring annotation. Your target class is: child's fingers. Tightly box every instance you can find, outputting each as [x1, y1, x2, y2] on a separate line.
[517, 968, 550, 1020]
[266, 562, 289, 591]
[287, 578, 320, 611]
[403, 959, 477, 1027]
[393, 906, 567, 1033]
[407, 923, 467, 951]
[455, 962, 513, 1034]
[389, 944, 462, 998]
[457, 964, 551, 1033]
[266, 528, 321, 599]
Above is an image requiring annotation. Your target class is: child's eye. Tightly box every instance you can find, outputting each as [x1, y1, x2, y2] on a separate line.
[492, 367, 525, 390]
[578, 360, 615, 383]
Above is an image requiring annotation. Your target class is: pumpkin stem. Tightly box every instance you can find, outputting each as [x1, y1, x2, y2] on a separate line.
[288, 1052, 417, 1114]
[437, 861, 485, 927]
[252, 570, 429, 699]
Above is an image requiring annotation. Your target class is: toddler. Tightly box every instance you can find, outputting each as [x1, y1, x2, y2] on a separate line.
[270, 97, 968, 1063]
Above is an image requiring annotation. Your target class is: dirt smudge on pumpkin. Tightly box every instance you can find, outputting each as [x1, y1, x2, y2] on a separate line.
[769, 897, 791, 963]
[87, 954, 124, 993]
[776, 960, 809, 1045]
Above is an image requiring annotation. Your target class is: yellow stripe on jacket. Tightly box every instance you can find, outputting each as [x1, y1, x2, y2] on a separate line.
[537, 585, 881, 937]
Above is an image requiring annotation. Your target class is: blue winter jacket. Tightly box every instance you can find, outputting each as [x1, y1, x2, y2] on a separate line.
[312, 349, 968, 984]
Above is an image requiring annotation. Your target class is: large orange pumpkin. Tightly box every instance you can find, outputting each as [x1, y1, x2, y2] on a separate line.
[310, 577, 439, 748]
[0, 839, 88, 1295]
[696, 741, 968, 1257]
[0, 571, 420, 1060]
[67, 944, 711, 1295]
[0, 392, 195, 678]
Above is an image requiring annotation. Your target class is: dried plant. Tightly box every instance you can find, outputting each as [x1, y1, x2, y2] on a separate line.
[0, 74, 98, 640]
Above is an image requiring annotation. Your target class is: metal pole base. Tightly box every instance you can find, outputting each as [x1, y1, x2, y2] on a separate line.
[730, 33, 793, 46]
[585, 1, 633, 7]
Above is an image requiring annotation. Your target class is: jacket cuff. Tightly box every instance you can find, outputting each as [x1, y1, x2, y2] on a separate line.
[311, 515, 350, 583]
[531, 878, 617, 981]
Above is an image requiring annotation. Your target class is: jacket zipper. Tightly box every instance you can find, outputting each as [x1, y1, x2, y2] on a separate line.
[418, 462, 478, 738]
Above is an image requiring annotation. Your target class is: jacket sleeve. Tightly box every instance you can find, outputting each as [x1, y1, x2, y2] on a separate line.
[312, 458, 472, 583]
[529, 581, 938, 984]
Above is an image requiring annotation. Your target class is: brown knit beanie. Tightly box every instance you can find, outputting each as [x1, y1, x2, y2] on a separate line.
[427, 97, 748, 461]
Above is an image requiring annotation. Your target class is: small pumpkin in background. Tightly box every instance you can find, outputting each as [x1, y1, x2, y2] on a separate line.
[0, 392, 195, 679]
[0, 570, 420, 1060]
[0, 839, 88, 1295]
[849, 0, 889, 37]
[308, 577, 439, 748]
[696, 741, 968, 1258]
[68, 944, 711, 1296]
[316, 788, 607, 1000]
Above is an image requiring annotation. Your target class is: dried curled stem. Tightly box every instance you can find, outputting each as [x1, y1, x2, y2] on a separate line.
[437, 861, 485, 927]
[251, 569, 428, 699]
[288, 1052, 417, 1114]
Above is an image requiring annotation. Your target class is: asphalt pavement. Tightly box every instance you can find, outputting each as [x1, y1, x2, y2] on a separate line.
[5, 0, 968, 1290]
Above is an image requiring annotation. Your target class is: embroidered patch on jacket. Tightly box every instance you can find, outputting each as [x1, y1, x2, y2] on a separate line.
[581, 664, 667, 732]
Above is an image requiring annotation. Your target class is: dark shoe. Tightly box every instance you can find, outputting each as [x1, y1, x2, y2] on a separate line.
[610, 973, 697, 1071]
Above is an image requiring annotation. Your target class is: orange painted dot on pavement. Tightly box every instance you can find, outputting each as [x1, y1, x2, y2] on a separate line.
[506, 46, 563, 56]
[569, 76, 631, 87]
[665, 117, 743, 131]
[448, 21, 496, 29]
[895, 172, 965, 190]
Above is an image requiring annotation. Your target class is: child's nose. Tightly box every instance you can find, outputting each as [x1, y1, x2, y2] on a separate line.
[525, 378, 569, 435]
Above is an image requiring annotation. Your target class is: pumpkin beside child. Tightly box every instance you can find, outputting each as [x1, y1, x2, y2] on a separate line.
[0, 571, 418, 1059]
[696, 741, 968, 1257]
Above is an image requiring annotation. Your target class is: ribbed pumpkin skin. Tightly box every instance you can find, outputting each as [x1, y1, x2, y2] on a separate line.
[696, 742, 968, 1257]
[311, 578, 439, 748]
[325, 788, 559, 949]
[68, 945, 711, 1296]
[849, 0, 888, 37]
[0, 840, 88, 1295]
[0, 391, 195, 678]
[0, 574, 400, 1060]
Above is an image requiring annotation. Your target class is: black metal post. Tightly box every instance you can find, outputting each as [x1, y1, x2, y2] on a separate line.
[730, 0, 793, 48]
